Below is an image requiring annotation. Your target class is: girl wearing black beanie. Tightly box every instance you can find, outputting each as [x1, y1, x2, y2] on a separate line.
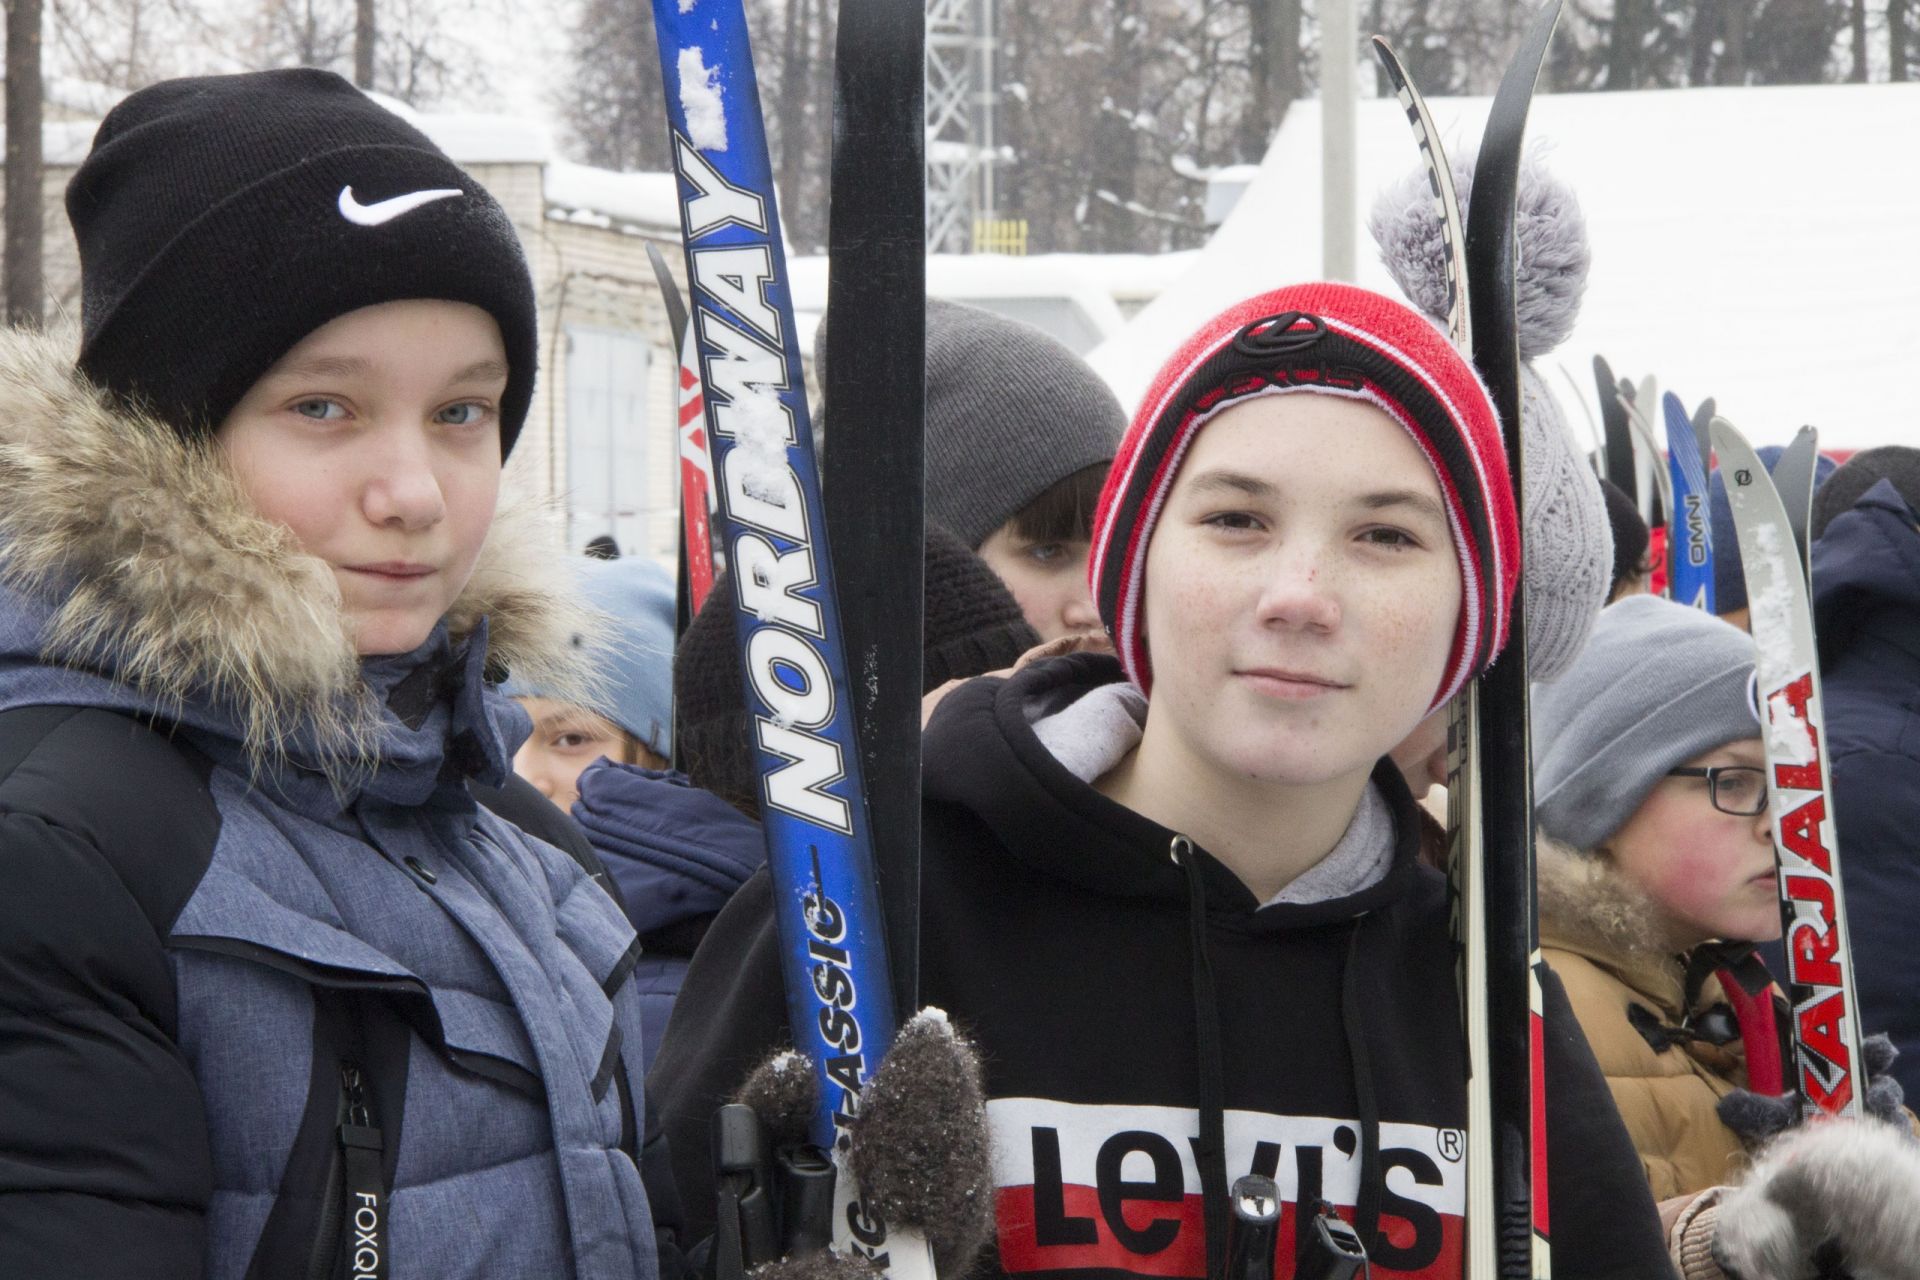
[0, 70, 669, 1279]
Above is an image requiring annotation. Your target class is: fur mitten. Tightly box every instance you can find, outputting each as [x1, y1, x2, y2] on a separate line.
[1713, 1118, 1920, 1280]
[729, 1010, 995, 1279]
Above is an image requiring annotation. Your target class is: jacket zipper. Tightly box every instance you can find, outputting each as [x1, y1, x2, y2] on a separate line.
[332, 1061, 388, 1280]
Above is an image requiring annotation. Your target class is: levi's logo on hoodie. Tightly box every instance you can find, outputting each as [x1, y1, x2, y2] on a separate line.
[987, 1098, 1464, 1278]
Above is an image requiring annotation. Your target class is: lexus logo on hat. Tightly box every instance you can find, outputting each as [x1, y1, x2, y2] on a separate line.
[337, 185, 462, 227]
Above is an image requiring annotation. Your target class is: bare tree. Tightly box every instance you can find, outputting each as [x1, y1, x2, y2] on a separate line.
[6, 0, 46, 326]
[557, 0, 671, 172]
[354, 0, 373, 86]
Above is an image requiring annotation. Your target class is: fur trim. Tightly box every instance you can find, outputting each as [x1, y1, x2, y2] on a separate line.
[1368, 143, 1590, 361]
[0, 326, 599, 775]
[1536, 832, 1676, 968]
[1715, 1119, 1920, 1280]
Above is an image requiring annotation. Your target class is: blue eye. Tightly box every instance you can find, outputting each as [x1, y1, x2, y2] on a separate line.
[292, 398, 345, 420]
[437, 402, 490, 427]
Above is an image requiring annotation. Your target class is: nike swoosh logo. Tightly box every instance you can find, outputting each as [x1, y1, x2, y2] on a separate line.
[337, 185, 463, 227]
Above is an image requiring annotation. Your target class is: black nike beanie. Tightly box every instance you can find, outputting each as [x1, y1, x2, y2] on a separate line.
[66, 67, 539, 456]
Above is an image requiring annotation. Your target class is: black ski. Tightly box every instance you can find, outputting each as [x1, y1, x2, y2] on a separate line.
[1772, 425, 1821, 579]
[1464, 2, 1562, 1275]
[821, 0, 927, 1018]
[1594, 354, 1636, 507]
[646, 243, 698, 645]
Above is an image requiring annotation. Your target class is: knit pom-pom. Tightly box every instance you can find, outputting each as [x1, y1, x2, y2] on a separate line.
[1368, 144, 1590, 361]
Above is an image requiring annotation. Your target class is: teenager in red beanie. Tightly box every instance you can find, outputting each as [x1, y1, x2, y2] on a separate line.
[650, 283, 1671, 1279]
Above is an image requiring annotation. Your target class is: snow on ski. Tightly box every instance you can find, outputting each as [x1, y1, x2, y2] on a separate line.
[1663, 390, 1713, 611]
[1710, 418, 1867, 1120]
[1464, 1, 1562, 1275]
[645, 3, 930, 1275]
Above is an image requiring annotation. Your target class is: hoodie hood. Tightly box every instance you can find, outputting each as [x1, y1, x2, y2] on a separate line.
[921, 651, 1425, 929]
[0, 327, 599, 793]
[570, 761, 767, 936]
[1811, 477, 1920, 667]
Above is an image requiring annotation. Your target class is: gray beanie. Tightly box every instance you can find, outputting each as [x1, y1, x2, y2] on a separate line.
[816, 298, 1126, 548]
[1370, 147, 1613, 683]
[1532, 594, 1758, 849]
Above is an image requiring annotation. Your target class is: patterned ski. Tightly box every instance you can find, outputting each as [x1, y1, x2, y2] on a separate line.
[1464, 2, 1562, 1275]
[645, 242, 717, 625]
[646, 5, 931, 1275]
[1662, 391, 1713, 611]
[1710, 419, 1866, 1120]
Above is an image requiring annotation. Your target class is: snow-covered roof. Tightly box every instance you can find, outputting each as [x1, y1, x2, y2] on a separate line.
[544, 161, 680, 234]
[367, 93, 554, 164]
[1088, 82, 1920, 451]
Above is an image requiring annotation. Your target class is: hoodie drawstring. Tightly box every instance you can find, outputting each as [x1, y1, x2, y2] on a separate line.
[1340, 917, 1384, 1249]
[1173, 836, 1385, 1277]
[1171, 836, 1232, 1280]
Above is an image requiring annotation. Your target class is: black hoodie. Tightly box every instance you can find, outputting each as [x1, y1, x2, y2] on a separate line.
[649, 655, 1671, 1279]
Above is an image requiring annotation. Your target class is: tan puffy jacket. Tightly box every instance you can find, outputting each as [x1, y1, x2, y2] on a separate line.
[1538, 836, 1759, 1201]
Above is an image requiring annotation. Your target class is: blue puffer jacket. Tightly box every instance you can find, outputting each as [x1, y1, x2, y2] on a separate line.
[1811, 478, 1920, 1102]
[570, 762, 765, 1070]
[0, 331, 662, 1280]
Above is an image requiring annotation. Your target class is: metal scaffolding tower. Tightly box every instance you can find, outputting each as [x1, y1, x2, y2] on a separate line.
[925, 0, 997, 251]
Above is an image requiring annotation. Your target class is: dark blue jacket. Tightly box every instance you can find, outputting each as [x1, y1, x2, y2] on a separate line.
[1812, 479, 1920, 1101]
[571, 762, 765, 1070]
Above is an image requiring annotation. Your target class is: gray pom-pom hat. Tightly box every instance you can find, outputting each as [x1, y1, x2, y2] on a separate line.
[1369, 146, 1611, 684]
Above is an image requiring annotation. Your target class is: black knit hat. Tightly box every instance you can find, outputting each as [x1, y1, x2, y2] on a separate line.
[67, 68, 538, 455]
[1811, 446, 1920, 540]
[675, 525, 1040, 817]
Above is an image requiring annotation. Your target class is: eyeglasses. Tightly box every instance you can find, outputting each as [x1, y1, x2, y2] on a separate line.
[1666, 765, 1770, 817]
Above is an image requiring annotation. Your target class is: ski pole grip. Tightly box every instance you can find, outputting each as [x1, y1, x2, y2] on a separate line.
[775, 1145, 838, 1258]
[1226, 1174, 1280, 1280]
[712, 1103, 778, 1273]
[1296, 1199, 1370, 1280]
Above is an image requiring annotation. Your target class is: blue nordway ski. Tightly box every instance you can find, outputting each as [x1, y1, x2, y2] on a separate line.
[646, 0, 907, 1264]
[1663, 391, 1714, 611]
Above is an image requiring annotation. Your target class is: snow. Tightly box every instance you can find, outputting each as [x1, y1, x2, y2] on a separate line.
[678, 47, 729, 152]
[544, 161, 681, 234]
[730, 387, 793, 509]
[1087, 83, 1920, 451]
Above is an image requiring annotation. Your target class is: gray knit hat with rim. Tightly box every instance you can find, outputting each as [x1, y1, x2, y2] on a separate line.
[816, 299, 1126, 549]
[1532, 593, 1759, 850]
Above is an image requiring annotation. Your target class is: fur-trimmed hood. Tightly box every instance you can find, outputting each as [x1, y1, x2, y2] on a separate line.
[0, 326, 599, 787]
[1536, 831, 1688, 1012]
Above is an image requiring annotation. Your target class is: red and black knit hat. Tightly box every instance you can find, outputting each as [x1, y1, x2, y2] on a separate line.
[1088, 282, 1520, 712]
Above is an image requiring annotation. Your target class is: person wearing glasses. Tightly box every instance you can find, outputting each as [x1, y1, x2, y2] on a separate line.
[1530, 593, 1782, 1206]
